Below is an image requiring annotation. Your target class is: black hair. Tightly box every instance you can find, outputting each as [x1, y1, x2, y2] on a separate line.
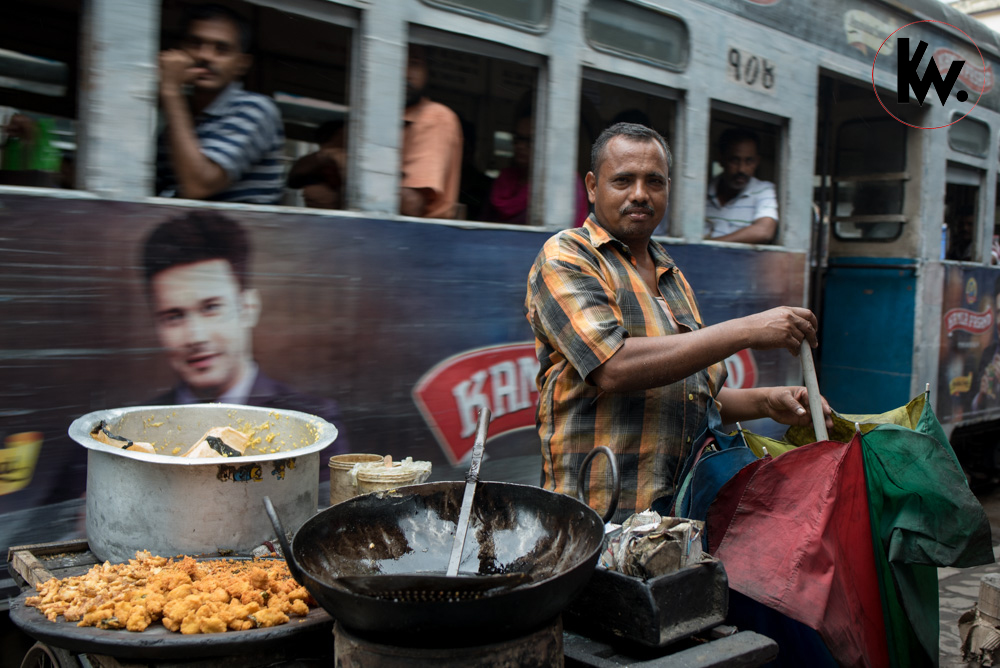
[408, 44, 427, 63]
[143, 210, 251, 290]
[590, 122, 672, 176]
[182, 3, 252, 53]
[315, 120, 345, 146]
[718, 127, 760, 156]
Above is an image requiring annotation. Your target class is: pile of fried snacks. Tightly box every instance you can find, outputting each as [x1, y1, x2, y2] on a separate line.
[25, 551, 316, 633]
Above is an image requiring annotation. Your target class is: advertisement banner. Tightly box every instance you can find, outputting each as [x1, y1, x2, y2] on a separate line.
[937, 266, 1000, 424]
[0, 193, 805, 558]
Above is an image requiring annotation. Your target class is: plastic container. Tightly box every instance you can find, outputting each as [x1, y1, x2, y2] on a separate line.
[329, 453, 385, 506]
[354, 457, 432, 496]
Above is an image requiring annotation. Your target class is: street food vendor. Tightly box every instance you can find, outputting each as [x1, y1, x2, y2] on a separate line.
[524, 122, 832, 522]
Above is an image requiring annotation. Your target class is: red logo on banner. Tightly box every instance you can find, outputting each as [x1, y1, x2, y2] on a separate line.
[413, 343, 539, 465]
[723, 350, 758, 390]
[944, 307, 993, 334]
[934, 47, 994, 94]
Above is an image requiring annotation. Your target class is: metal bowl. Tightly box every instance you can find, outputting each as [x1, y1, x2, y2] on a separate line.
[69, 404, 338, 563]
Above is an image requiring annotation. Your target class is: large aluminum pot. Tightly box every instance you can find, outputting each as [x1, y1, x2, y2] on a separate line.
[68, 404, 337, 563]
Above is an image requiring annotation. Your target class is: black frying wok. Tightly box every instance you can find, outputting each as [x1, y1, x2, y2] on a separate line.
[265, 449, 617, 647]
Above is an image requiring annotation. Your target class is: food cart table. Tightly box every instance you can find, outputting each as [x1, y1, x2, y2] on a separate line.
[7, 540, 777, 668]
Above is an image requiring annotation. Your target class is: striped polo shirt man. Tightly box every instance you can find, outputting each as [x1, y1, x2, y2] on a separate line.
[704, 175, 779, 239]
[156, 83, 285, 204]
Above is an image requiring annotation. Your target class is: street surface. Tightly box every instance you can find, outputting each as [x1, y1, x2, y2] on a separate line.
[941, 486, 1000, 667]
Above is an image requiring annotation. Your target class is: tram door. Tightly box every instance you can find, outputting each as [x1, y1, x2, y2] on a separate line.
[812, 74, 923, 414]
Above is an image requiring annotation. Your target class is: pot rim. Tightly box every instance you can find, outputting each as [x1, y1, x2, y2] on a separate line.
[69, 404, 337, 466]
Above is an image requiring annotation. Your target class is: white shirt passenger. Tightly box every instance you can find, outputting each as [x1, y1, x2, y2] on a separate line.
[704, 175, 779, 239]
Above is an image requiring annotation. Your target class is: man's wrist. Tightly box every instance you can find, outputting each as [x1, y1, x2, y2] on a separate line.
[159, 83, 185, 101]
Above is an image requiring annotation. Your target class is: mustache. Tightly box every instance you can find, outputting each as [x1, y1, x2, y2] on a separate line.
[193, 60, 218, 75]
[620, 203, 655, 216]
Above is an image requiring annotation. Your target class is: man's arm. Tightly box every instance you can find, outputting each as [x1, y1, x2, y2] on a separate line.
[589, 306, 817, 393]
[710, 216, 777, 244]
[717, 385, 833, 429]
[287, 148, 342, 189]
[159, 50, 230, 200]
[400, 187, 432, 217]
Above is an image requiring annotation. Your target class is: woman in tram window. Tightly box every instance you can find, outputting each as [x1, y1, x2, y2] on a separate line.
[484, 112, 589, 227]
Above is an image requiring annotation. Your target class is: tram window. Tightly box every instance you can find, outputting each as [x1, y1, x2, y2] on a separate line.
[945, 183, 978, 261]
[579, 76, 676, 232]
[948, 115, 989, 158]
[704, 113, 780, 244]
[419, 0, 552, 31]
[584, 0, 688, 72]
[159, 0, 352, 206]
[832, 119, 906, 241]
[419, 43, 538, 222]
[0, 0, 80, 189]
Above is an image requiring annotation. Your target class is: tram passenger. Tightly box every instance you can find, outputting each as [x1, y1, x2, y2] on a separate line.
[525, 122, 831, 522]
[140, 210, 349, 467]
[287, 120, 346, 209]
[947, 206, 976, 261]
[400, 45, 462, 218]
[484, 113, 589, 226]
[704, 128, 778, 244]
[156, 4, 285, 204]
[458, 118, 493, 221]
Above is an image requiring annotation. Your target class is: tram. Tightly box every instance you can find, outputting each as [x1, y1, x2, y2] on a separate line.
[2, 0, 1000, 569]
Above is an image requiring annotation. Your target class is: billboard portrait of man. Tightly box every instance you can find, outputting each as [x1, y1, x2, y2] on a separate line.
[141, 210, 349, 464]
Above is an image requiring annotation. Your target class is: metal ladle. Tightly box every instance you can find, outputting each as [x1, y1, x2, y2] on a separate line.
[331, 407, 529, 602]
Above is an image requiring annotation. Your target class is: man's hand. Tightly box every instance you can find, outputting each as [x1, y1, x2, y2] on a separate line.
[2, 114, 37, 143]
[740, 306, 818, 357]
[159, 50, 198, 94]
[400, 187, 430, 217]
[760, 386, 833, 429]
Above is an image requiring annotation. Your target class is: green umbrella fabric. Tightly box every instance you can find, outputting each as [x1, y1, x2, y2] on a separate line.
[783, 393, 993, 667]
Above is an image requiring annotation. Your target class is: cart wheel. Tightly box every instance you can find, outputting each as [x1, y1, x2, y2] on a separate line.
[19, 642, 80, 668]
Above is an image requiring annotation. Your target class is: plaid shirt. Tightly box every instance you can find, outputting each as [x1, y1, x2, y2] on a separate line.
[525, 217, 726, 522]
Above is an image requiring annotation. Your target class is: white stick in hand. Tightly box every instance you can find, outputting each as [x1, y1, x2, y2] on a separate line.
[800, 340, 829, 442]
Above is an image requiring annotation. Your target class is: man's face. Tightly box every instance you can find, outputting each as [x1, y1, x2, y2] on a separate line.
[405, 52, 429, 108]
[150, 259, 258, 399]
[720, 138, 760, 193]
[586, 136, 670, 244]
[181, 18, 250, 92]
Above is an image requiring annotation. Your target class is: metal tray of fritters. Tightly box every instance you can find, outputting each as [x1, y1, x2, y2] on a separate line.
[9, 560, 333, 661]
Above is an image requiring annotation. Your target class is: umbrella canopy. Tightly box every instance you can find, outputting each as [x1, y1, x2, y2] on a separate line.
[705, 393, 993, 668]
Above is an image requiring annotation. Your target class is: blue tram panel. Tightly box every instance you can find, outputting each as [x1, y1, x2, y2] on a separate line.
[820, 258, 917, 415]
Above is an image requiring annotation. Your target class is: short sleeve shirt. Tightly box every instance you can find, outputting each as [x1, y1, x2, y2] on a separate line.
[402, 99, 463, 219]
[156, 83, 285, 204]
[704, 175, 778, 238]
[525, 217, 726, 522]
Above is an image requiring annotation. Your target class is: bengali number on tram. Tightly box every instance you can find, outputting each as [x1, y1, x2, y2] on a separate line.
[727, 47, 776, 94]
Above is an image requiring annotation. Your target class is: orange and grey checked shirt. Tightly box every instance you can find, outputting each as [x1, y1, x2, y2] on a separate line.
[525, 217, 726, 523]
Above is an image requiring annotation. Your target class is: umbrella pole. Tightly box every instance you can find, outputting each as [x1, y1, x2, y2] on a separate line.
[800, 341, 829, 441]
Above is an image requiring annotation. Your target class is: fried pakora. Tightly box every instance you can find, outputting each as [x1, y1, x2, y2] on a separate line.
[25, 551, 315, 634]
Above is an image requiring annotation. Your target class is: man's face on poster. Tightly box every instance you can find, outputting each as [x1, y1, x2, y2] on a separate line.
[150, 259, 259, 399]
